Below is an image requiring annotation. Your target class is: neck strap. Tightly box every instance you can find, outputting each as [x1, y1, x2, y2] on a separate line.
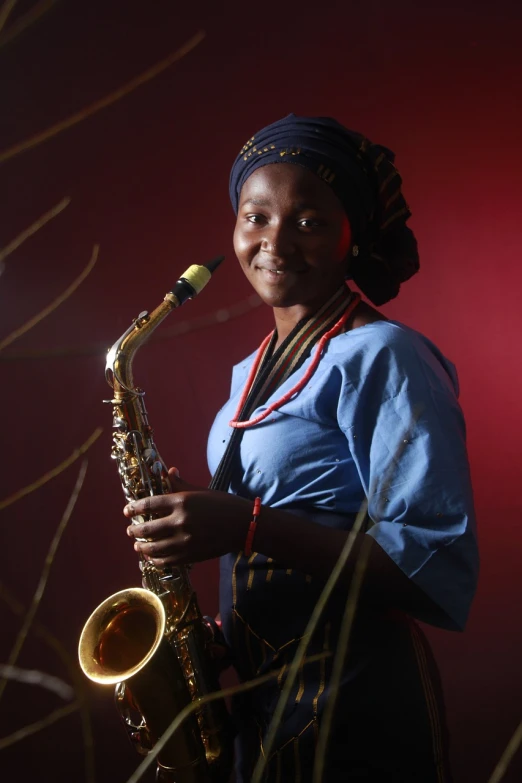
[209, 285, 359, 492]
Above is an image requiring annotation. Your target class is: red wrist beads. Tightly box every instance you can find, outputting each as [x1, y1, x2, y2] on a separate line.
[244, 497, 262, 556]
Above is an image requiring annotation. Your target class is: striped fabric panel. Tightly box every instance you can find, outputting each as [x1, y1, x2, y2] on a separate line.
[408, 622, 449, 783]
[209, 284, 353, 493]
[247, 285, 353, 413]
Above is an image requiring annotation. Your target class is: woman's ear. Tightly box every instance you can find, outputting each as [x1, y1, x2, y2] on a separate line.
[344, 245, 358, 279]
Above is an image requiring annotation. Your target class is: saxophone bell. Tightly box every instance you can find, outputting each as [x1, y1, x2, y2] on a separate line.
[79, 588, 211, 780]
[78, 258, 233, 782]
[79, 588, 165, 687]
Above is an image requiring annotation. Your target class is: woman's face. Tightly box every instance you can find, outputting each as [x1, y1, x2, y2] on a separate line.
[233, 163, 352, 313]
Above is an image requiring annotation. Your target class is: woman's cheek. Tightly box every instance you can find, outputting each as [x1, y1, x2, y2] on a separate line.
[233, 227, 250, 260]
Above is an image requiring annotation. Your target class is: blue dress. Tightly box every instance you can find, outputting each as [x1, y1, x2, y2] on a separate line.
[207, 321, 478, 782]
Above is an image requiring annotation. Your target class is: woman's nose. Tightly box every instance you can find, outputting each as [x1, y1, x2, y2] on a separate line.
[261, 223, 295, 256]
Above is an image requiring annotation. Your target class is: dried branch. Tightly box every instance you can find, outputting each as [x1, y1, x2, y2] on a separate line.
[0, 243, 99, 352]
[0, 664, 74, 700]
[0, 460, 88, 704]
[0, 700, 80, 751]
[0, 196, 70, 266]
[0, 582, 75, 670]
[251, 500, 369, 783]
[0, 427, 101, 511]
[487, 720, 522, 783]
[0, 293, 264, 361]
[124, 652, 330, 783]
[0, 0, 58, 49]
[312, 537, 372, 782]
[0, 0, 18, 36]
[0, 30, 206, 165]
[0, 583, 95, 782]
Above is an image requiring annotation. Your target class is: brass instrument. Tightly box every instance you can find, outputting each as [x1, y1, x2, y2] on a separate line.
[78, 257, 232, 782]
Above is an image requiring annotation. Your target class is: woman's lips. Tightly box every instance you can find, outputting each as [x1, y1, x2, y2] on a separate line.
[255, 265, 304, 283]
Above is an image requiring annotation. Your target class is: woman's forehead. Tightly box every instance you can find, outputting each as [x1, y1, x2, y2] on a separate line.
[239, 163, 344, 211]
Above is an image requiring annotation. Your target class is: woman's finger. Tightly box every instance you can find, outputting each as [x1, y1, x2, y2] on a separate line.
[135, 534, 189, 561]
[123, 493, 178, 519]
[126, 514, 183, 541]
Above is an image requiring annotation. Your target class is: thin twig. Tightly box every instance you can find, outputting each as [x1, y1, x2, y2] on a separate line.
[0, 700, 80, 750]
[0, 30, 206, 165]
[252, 408, 423, 781]
[0, 0, 58, 49]
[0, 460, 88, 703]
[0, 427, 101, 511]
[0, 0, 18, 36]
[0, 294, 264, 361]
[312, 537, 372, 782]
[487, 721, 522, 783]
[124, 652, 329, 783]
[0, 664, 74, 700]
[251, 501, 369, 783]
[0, 583, 95, 783]
[0, 243, 99, 351]
[0, 196, 70, 265]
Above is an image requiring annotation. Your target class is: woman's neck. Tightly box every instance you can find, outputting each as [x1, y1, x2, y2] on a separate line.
[272, 305, 309, 349]
[271, 297, 386, 350]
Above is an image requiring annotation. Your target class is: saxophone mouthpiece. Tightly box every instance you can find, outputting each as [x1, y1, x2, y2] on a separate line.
[204, 255, 225, 274]
[166, 255, 224, 308]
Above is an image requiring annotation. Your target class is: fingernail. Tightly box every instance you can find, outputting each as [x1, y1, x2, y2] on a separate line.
[126, 526, 133, 537]
[134, 542, 140, 551]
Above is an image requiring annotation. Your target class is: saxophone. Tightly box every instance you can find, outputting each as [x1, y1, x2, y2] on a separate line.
[78, 257, 233, 782]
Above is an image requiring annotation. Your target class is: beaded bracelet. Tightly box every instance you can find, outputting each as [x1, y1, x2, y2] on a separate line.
[244, 497, 261, 556]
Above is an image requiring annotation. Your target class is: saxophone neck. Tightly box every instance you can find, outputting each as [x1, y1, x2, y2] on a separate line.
[105, 257, 224, 398]
[106, 299, 174, 398]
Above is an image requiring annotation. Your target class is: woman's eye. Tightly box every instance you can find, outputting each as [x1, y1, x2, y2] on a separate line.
[246, 214, 265, 224]
[298, 218, 320, 228]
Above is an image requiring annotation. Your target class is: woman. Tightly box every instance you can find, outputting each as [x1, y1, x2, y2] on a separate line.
[124, 115, 478, 782]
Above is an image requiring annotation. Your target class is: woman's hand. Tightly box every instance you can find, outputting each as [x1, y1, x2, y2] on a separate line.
[124, 468, 251, 567]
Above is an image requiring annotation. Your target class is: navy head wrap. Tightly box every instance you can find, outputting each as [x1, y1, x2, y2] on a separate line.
[229, 114, 419, 305]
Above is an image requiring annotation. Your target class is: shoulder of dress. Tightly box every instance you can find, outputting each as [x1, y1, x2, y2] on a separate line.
[326, 320, 415, 362]
[325, 321, 459, 396]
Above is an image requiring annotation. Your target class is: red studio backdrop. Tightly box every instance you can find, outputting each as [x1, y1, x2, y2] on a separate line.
[1, 1, 521, 781]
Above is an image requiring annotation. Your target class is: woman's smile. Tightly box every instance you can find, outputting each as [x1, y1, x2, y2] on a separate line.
[254, 263, 305, 283]
[233, 163, 352, 318]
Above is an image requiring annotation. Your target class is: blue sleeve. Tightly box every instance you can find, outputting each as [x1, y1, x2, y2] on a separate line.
[338, 328, 479, 631]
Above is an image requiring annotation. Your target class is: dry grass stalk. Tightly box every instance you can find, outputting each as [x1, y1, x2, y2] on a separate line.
[0, 0, 58, 49]
[0, 0, 18, 35]
[0, 699, 80, 751]
[0, 459, 88, 704]
[0, 196, 70, 265]
[487, 721, 522, 783]
[0, 664, 74, 700]
[0, 294, 264, 361]
[0, 30, 206, 165]
[124, 652, 330, 783]
[251, 408, 421, 781]
[0, 426, 102, 511]
[250, 501, 369, 783]
[0, 582, 95, 782]
[0, 243, 99, 352]
[312, 536, 372, 782]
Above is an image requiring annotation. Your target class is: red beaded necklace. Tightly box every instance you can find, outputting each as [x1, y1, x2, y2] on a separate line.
[229, 291, 361, 429]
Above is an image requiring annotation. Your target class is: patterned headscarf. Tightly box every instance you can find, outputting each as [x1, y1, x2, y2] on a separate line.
[229, 114, 419, 305]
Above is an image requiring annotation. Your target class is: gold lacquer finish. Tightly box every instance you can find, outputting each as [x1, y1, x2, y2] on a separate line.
[79, 588, 165, 685]
[78, 260, 232, 782]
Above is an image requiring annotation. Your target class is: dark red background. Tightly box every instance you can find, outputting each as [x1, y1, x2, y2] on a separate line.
[1, 1, 521, 781]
